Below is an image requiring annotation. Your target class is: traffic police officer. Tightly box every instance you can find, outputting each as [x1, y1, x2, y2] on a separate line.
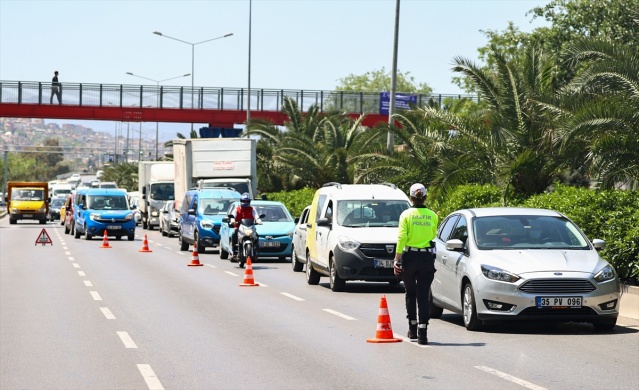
[394, 183, 438, 345]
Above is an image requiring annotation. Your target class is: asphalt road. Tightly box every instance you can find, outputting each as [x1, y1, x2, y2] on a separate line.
[1, 219, 638, 390]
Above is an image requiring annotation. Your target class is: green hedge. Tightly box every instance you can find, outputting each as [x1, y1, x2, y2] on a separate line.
[272, 184, 638, 284]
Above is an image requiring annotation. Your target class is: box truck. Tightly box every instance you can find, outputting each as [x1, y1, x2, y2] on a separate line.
[172, 138, 257, 211]
[138, 161, 175, 230]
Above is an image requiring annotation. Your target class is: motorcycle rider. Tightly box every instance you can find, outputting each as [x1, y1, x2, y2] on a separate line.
[230, 193, 262, 258]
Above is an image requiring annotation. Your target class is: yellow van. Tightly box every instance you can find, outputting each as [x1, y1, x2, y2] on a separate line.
[305, 182, 410, 291]
[5, 181, 49, 224]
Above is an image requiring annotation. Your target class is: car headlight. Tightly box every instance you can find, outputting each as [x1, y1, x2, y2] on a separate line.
[201, 220, 213, 229]
[594, 265, 615, 282]
[151, 211, 159, 217]
[90, 213, 100, 220]
[337, 236, 360, 251]
[124, 213, 133, 221]
[38, 206, 47, 213]
[286, 230, 294, 239]
[481, 265, 520, 283]
[10, 208, 18, 213]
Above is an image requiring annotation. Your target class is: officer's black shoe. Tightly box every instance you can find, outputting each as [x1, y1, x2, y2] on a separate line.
[407, 324, 418, 341]
[417, 325, 428, 345]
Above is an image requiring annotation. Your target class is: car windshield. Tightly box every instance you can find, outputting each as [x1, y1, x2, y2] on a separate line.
[253, 205, 292, 222]
[51, 198, 65, 207]
[336, 200, 409, 227]
[149, 183, 174, 201]
[87, 195, 129, 210]
[473, 215, 590, 250]
[12, 189, 44, 201]
[200, 199, 235, 215]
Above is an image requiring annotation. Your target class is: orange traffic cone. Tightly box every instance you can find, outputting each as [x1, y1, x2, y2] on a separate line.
[99, 230, 111, 248]
[366, 295, 402, 343]
[139, 234, 152, 252]
[188, 243, 203, 266]
[239, 257, 259, 287]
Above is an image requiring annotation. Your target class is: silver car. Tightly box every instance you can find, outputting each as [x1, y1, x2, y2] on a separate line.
[430, 207, 621, 331]
[291, 206, 311, 272]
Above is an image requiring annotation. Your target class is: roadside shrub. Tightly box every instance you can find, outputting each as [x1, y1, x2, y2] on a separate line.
[265, 187, 315, 218]
[523, 185, 639, 285]
[432, 184, 502, 218]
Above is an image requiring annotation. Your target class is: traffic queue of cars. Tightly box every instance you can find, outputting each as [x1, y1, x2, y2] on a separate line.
[21, 182, 624, 332]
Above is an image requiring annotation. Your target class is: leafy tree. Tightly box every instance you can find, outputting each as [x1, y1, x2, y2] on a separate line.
[162, 128, 199, 161]
[101, 163, 138, 192]
[336, 67, 432, 94]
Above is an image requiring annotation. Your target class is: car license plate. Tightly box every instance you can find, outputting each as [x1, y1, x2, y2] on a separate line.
[107, 225, 121, 230]
[23, 214, 32, 218]
[536, 296, 582, 308]
[260, 241, 280, 248]
[374, 259, 394, 268]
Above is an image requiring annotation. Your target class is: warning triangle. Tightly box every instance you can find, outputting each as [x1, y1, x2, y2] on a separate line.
[35, 228, 53, 246]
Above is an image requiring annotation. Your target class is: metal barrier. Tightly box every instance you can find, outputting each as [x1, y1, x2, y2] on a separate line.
[0, 80, 476, 115]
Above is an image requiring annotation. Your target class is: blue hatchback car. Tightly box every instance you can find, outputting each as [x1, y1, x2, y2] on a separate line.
[73, 188, 136, 241]
[219, 200, 296, 260]
[178, 188, 241, 253]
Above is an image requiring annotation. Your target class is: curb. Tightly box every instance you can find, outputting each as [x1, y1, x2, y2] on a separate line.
[619, 284, 639, 323]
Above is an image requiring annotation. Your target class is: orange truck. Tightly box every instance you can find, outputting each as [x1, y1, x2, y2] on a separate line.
[5, 181, 49, 224]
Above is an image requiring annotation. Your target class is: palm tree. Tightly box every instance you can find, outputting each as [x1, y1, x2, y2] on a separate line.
[376, 44, 566, 203]
[102, 163, 138, 192]
[246, 97, 375, 190]
[162, 128, 200, 161]
[559, 37, 639, 189]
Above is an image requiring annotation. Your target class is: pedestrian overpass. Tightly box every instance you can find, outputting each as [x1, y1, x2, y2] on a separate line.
[0, 80, 473, 129]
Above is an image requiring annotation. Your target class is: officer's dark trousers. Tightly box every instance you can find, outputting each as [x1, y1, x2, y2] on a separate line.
[401, 250, 435, 324]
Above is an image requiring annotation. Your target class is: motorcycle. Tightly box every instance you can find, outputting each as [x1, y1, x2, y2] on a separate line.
[231, 215, 264, 268]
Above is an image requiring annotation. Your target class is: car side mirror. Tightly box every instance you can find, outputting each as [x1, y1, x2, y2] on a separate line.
[317, 218, 331, 227]
[446, 239, 464, 251]
[294, 217, 300, 224]
[592, 239, 606, 251]
[188, 208, 196, 215]
[259, 213, 265, 219]
[162, 209, 168, 214]
[222, 217, 229, 223]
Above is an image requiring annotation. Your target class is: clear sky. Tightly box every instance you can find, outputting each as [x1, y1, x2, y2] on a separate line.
[0, 0, 550, 141]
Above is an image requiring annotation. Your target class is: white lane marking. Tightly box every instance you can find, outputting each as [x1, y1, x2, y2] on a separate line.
[281, 292, 305, 301]
[475, 366, 547, 390]
[225, 271, 240, 277]
[83, 280, 93, 287]
[78, 271, 86, 276]
[164, 246, 172, 251]
[90, 291, 102, 301]
[63, 247, 68, 250]
[72, 263, 80, 268]
[204, 264, 217, 269]
[117, 331, 138, 348]
[176, 252, 185, 255]
[100, 307, 116, 319]
[64, 251, 71, 255]
[68, 257, 75, 261]
[137, 364, 164, 390]
[323, 309, 356, 321]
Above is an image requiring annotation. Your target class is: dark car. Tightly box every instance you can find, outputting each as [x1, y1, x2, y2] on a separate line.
[63, 194, 75, 235]
[159, 200, 180, 237]
[47, 197, 66, 222]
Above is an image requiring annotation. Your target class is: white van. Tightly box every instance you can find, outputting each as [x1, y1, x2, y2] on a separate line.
[305, 182, 411, 291]
[50, 183, 73, 199]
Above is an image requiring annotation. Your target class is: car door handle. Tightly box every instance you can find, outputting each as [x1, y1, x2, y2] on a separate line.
[442, 256, 447, 265]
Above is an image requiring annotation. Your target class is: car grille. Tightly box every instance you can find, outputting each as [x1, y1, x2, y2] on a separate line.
[519, 279, 596, 294]
[94, 217, 129, 223]
[359, 243, 396, 260]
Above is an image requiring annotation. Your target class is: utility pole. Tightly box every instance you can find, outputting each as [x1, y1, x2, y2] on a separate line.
[387, 0, 401, 154]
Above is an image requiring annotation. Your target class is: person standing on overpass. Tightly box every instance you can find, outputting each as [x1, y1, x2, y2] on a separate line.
[50, 70, 61, 104]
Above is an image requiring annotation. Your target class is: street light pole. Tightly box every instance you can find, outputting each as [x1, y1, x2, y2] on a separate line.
[387, 0, 401, 155]
[126, 72, 190, 160]
[153, 31, 233, 131]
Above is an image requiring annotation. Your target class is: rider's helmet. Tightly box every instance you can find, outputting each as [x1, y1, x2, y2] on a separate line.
[240, 192, 251, 208]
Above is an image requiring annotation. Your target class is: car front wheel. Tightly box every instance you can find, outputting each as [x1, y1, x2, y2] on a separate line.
[463, 283, 482, 331]
[178, 232, 189, 251]
[291, 247, 303, 272]
[306, 253, 320, 285]
[329, 257, 345, 292]
[593, 318, 617, 332]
